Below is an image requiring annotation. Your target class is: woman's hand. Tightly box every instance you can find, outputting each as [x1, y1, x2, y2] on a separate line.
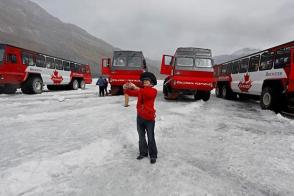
[123, 82, 139, 90]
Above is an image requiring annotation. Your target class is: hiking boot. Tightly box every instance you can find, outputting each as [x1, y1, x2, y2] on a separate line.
[150, 158, 156, 164]
[136, 154, 148, 160]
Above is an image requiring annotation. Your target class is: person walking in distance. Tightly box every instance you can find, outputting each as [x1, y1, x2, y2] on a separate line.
[96, 76, 105, 97]
[124, 72, 158, 164]
[103, 77, 109, 96]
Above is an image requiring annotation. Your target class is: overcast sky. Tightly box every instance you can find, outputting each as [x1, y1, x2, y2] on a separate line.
[31, 0, 294, 59]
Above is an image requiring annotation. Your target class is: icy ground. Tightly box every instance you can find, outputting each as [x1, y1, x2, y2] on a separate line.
[0, 81, 294, 196]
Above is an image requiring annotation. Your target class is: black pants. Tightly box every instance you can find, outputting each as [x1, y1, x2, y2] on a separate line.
[99, 86, 105, 96]
[104, 85, 108, 95]
[137, 115, 157, 159]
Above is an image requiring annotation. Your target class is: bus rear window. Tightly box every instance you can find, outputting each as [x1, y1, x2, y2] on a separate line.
[0, 45, 4, 65]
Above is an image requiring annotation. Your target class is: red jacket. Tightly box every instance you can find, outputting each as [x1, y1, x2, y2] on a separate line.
[124, 87, 157, 121]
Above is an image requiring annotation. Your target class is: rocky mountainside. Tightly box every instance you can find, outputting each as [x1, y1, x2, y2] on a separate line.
[213, 48, 260, 64]
[0, 0, 161, 77]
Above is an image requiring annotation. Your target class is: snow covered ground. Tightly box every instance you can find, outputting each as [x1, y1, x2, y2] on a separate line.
[0, 81, 294, 196]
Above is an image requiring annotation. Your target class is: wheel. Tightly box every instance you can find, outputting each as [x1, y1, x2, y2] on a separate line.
[79, 80, 86, 89]
[194, 91, 202, 100]
[202, 91, 211, 102]
[215, 85, 222, 98]
[163, 80, 173, 99]
[21, 77, 43, 94]
[70, 79, 79, 90]
[222, 85, 228, 99]
[2, 85, 17, 94]
[163, 85, 169, 99]
[260, 86, 281, 111]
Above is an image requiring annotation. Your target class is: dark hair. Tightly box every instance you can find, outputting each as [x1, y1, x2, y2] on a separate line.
[140, 72, 157, 86]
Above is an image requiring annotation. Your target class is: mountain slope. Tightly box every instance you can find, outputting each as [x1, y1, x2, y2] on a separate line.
[213, 48, 260, 64]
[0, 0, 115, 76]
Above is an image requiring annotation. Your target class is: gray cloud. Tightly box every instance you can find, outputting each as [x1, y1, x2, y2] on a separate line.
[31, 0, 294, 59]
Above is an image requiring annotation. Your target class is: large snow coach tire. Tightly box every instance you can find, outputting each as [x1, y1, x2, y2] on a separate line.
[163, 85, 170, 99]
[79, 80, 86, 89]
[163, 79, 175, 100]
[202, 91, 211, 102]
[70, 79, 79, 90]
[221, 85, 228, 99]
[194, 91, 202, 101]
[215, 85, 222, 98]
[260, 86, 283, 112]
[21, 76, 43, 94]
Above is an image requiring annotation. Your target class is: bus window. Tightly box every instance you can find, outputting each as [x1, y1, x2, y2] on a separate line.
[46, 57, 55, 69]
[113, 57, 127, 67]
[22, 53, 29, 66]
[248, 55, 260, 72]
[221, 64, 227, 75]
[81, 65, 86, 73]
[75, 64, 80, 72]
[231, 61, 240, 74]
[36, 55, 45, 67]
[274, 48, 290, 69]
[259, 52, 274, 71]
[239, 58, 249, 73]
[128, 56, 142, 68]
[8, 54, 17, 64]
[55, 59, 63, 70]
[28, 55, 35, 66]
[0, 45, 4, 65]
[175, 57, 194, 70]
[227, 63, 232, 74]
[63, 61, 70, 71]
[70, 63, 76, 71]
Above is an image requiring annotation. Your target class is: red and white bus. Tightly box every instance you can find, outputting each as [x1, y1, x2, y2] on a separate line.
[0, 43, 92, 94]
[161, 47, 215, 101]
[214, 41, 294, 111]
[101, 51, 147, 95]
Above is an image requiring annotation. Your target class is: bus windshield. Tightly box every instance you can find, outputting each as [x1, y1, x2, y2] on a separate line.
[0, 45, 4, 65]
[113, 55, 143, 70]
[128, 56, 142, 68]
[175, 57, 212, 70]
[195, 58, 213, 68]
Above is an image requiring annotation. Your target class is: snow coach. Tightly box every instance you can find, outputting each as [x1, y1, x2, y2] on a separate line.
[214, 41, 294, 112]
[160, 47, 215, 101]
[0, 43, 92, 94]
[101, 51, 147, 95]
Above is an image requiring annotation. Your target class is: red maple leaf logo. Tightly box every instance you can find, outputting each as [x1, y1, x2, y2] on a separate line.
[238, 74, 252, 92]
[51, 70, 63, 84]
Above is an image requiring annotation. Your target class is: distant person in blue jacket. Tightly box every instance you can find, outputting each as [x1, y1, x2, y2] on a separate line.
[96, 76, 105, 97]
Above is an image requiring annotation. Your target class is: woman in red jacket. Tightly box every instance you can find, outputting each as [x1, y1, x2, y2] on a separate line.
[124, 72, 158, 164]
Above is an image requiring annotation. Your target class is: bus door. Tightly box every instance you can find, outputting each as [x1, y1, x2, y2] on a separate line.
[288, 48, 294, 92]
[160, 55, 174, 75]
[5, 47, 22, 82]
[101, 58, 111, 75]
